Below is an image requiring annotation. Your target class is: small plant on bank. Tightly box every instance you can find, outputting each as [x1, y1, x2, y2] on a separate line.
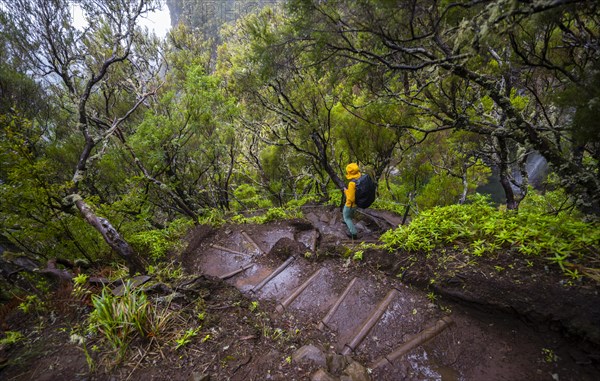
[87, 281, 166, 362]
[175, 327, 200, 350]
[232, 206, 304, 224]
[18, 294, 44, 314]
[147, 261, 184, 282]
[427, 292, 437, 303]
[0, 331, 24, 346]
[541, 347, 558, 363]
[69, 332, 96, 371]
[353, 250, 364, 261]
[249, 301, 259, 312]
[285, 195, 319, 209]
[72, 273, 91, 300]
[198, 209, 227, 227]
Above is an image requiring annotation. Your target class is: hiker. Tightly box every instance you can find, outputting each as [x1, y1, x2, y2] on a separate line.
[343, 163, 361, 239]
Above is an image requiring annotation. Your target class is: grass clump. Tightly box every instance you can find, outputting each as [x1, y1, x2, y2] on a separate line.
[87, 281, 172, 363]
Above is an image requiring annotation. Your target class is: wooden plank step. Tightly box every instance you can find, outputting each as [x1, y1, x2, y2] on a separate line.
[341, 288, 399, 355]
[210, 244, 253, 257]
[250, 256, 295, 294]
[371, 316, 454, 369]
[241, 230, 265, 255]
[318, 277, 359, 331]
[276, 268, 324, 313]
[219, 263, 254, 280]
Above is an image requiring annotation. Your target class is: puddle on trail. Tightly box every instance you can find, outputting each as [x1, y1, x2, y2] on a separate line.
[231, 265, 273, 293]
[373, 348, 460, 381]
[196, 248, 251, 278]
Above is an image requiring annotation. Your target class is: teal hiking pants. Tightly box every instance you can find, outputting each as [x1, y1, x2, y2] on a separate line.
[343, 205, 357, 236]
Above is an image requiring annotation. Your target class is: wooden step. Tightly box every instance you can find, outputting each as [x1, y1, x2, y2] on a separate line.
[250, 256, 295, 294]
[210, 244, 253, 257]
[276, 268, 324, 313]
[318, 277, 359, 331]
[241, 230, 265, 255]
[340, 288, 399, 355]
[219, 263, 254, 280]
[371, 316, 454, 369]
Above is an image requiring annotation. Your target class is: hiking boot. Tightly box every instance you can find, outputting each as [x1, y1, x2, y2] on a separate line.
[346, 232, 358, 240]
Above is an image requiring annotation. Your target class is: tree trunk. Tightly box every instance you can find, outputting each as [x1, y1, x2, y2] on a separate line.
[496, 137, 519, 211]
[74, 197, 145, 275]
[310, 131, 345, 190]
[450, 65, 600, 213]
[458, 170, 468, 205]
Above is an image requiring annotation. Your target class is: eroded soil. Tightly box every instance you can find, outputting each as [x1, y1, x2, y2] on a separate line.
[1, 205, 599, 380]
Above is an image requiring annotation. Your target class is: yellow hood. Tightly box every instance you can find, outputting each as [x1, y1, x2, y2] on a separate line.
[345, 163, 361, 180]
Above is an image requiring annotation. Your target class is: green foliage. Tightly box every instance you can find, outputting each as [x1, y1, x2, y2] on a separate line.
[415, 174, 465, 210]
[328, 191, 343, 207]
[232, 184, 273, 210]
[518, 181, 580, 217]
[130, 61, 241, 212]
[352, 250, 364, 261]
[198, 209, 227, 227]
[0, 114, 108, 263]
[175, 327, 201, 350]
[284, 195, 320, 209]
[128, 218, 194, 261]
[0, 331, 24, 346]
[381, 193, 600, 281]
[262, 207, 301, 222]
[88, 282, 160, 362]
[18, 295, 44, 314]
[72, 274, 91, 300]
[232, 206, 303, 224]
[128, 230, 170, 261]
[249, 301, 259, 312]
[146, 261, 184, 283]
[542, 348, 559, 363]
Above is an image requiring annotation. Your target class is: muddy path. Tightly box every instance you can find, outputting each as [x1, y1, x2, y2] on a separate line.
[180, 205, 600, 381]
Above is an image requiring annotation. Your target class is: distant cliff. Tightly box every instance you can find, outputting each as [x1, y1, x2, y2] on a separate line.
[166, 0, 282, 38]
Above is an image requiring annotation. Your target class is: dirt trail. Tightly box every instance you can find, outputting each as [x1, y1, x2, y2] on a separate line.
[181, 205, 600, 381]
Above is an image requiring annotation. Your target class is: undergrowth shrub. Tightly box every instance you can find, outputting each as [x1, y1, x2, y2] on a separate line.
[0, 331, 24, 346]
[380, 193, 600, 282]
[371, 199, 409, 215]
[197, 208, 227, 226]
[232, 206, 303, 224]
[232, 183, 273, 210]
[128, 218, 194, 261]
[284, 195, 319, 209]
[327, 190, 343, 206]
[87, 281, 172, 363]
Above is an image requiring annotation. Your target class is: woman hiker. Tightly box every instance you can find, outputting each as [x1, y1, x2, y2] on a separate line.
[343, 163, 360, 240]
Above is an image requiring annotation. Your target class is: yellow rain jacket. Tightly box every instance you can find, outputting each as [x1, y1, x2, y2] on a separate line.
[344, 163, 361, 207]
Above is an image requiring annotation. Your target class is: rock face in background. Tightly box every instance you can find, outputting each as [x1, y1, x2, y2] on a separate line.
[166, 0, 282, 38]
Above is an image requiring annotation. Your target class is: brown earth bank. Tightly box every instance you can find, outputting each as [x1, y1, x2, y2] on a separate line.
[0, 205, 599, 380]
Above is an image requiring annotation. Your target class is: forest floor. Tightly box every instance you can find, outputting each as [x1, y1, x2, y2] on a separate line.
[1, 205, 599, 380]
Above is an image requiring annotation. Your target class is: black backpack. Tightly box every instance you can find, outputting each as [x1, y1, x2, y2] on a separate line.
[352, 174, 377, 208]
